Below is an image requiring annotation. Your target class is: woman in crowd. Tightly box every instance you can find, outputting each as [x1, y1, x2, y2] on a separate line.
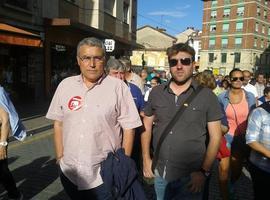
[218, 68, 256, 200]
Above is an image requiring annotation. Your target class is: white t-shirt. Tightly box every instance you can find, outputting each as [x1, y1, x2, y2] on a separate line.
[242, 83, 258, 98]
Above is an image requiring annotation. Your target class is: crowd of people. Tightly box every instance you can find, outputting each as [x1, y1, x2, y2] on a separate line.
[1, 37, 270, 200]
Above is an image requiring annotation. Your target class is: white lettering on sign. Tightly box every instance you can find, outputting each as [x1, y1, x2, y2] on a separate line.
[104, 39, 115, 52]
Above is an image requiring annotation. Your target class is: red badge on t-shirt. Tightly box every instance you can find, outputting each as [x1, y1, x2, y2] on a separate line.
[68, 96, 82, 111]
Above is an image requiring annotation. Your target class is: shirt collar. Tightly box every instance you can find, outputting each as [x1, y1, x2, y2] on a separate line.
[76, 73, 107, 86]
[163, 78, 198, 94]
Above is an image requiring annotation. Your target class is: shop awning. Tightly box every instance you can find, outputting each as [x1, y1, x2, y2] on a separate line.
[0, 23, 43, 47]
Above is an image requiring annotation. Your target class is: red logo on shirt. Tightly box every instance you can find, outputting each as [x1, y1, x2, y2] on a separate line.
[68, 96, 82, 111]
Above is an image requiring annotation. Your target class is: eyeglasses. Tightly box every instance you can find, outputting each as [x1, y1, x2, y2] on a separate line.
[78, 56, 104, 64]
[168, 58, 192, 67]
[230, 77, 244, 82]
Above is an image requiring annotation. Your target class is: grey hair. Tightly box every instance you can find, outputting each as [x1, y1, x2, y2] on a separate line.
[106, 58, 125, 73]
[77, 37, 106, 56]
[119, 57, 132, 72]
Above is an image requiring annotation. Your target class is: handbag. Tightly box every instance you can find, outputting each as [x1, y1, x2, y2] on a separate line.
[151, 85, 204, 172]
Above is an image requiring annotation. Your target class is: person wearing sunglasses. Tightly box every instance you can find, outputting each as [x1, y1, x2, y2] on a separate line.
[141, 43, 223, 200]
[218, 68, 256, 200]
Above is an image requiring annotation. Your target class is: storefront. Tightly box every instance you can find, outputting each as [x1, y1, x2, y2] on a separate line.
[0, 23, 43, 104]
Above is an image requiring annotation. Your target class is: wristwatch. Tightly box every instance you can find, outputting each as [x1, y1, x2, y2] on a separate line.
[200, 168, 211, 178]
[0, 141, 8, 147]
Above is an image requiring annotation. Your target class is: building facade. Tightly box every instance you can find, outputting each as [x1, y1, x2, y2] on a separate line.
[0, 0, 138, 104]
[131, 25, 176, 72]
[201, 0, 270, 75]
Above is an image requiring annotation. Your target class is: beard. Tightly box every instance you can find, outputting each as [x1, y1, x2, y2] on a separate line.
[171, 74, 193, 85]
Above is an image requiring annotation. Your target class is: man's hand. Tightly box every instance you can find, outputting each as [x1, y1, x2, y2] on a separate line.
[187, 171, 206, 193]
[143, 157, 155, 178]
[0, 146, 7, 160]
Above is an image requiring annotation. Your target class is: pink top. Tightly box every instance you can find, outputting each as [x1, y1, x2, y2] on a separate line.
[226, 91, 249, 136]
[46, 75, 142, 190]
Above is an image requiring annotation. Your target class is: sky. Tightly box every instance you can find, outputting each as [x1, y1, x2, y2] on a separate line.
[137, 0, 204, 36]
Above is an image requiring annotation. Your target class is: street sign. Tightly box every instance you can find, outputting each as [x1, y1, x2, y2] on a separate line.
[104, 39, 115, 52]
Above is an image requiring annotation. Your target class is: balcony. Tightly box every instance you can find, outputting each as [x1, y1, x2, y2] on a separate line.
[59, 0, 79, 22]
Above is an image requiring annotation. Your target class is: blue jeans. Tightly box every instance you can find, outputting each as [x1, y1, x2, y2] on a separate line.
[154, 170, 203, 200]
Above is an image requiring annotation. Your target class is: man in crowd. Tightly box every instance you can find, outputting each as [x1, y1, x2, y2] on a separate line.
[255, 73, 265, 98]
[0, 86, 25, 200]
[119, 57, 145, 95]
[46, 37, 142, 200]
[106, 57, 144, 114]
[242, 70, 258, 105]
[246, 96, 270, 200]
[141, 43, 222, 199]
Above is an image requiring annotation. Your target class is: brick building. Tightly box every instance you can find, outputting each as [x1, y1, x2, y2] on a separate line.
[200, 0, 270, 75]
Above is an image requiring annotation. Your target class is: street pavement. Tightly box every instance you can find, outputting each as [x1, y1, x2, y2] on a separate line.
[0, 128, 254, 200]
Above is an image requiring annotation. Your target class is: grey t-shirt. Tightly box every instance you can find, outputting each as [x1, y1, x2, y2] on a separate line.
[144, 80, 222, 181]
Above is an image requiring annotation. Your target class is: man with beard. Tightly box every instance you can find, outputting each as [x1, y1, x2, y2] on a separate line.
[141, 43, 222, 200]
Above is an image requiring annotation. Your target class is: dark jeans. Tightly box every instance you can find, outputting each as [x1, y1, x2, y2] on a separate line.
[0, 158, 20, 198]
[60, 170, 112, 200]
[249, 162, 270, 200]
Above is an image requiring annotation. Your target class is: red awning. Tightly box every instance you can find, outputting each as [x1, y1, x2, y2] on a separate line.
[0, 23, 43, 47]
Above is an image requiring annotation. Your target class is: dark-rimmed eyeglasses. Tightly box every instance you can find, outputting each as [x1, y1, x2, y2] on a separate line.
[168, 58, 192, 67]
[230, 77, 244, 82]
[78, 56, 104, 64]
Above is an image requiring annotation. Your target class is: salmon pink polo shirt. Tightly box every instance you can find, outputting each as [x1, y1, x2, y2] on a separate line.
[46, 74, 142, 190]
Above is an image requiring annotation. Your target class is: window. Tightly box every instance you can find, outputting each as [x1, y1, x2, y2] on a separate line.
[209, 53, 214, 62]
[235, 37, 242, 48]
[221, 53, 227, 63]
[236, 21, 243, 31]
[268, 27, 270, 35]
[262, 25, 265, 34]
[210, 24, 216, 32]
[261, 39, 264, 49]
[6, 0, 29, 10]
[123, 2, 129, 23]
[223, 8, 231, 18]
[222, 23, 229, 32]
[254, 37, 257, 47]
[104, 0, 115, 15]
[211, 10, 217, 18]
[264, 10, 267, 19]
[209, 38, 216, 48]
[255, 22, 259, 32]
[212, 0, 217, 6]
[257, 6, 260, 16]
[221, 38, 228, 47]
[224, 0, 230, 4]
[237, 6, 244, 16]
[235, 53, 241, 63]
